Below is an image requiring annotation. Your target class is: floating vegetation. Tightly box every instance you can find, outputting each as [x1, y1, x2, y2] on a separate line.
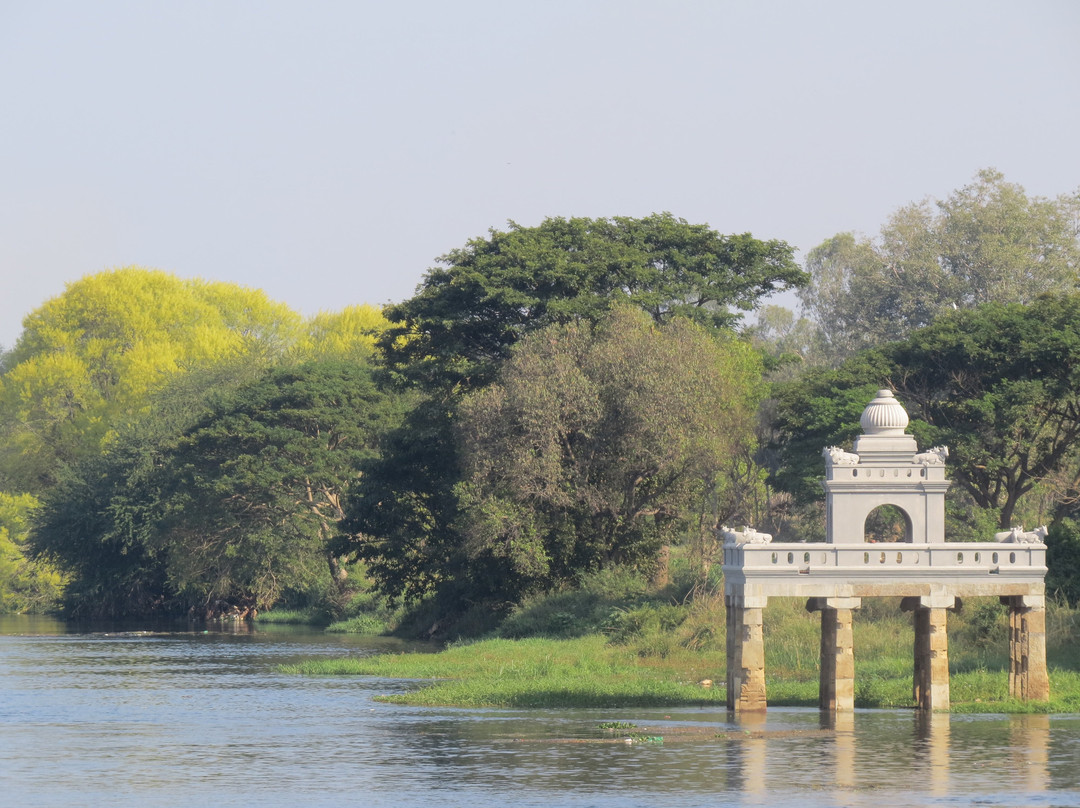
[598, 721, 637, 730]
[624, 734, 664, 744]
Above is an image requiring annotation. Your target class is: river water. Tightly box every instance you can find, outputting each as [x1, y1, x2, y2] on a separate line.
[2, 616, 1078, 808]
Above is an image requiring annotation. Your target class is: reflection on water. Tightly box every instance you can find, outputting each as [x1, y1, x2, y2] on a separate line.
[1, 616, 1078, 808]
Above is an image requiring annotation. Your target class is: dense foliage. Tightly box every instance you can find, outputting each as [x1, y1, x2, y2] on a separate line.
[771, 295, 1080, 531]
[346, 215, 791, 609]
[379, 213, 803, 389]
[0, 268, 303, 493]
[0, 492, 63, 613]
[799, 169, 1080, 361]
[0, 270, 393, 614]
[153, 361, 402, 615]
[31, 361, 401, 618]
[453, 308, 764, 597]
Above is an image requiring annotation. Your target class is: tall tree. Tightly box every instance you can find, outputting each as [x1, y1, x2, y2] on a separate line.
[380, 213, 803, 389]
[151, 361, 402, 615]
[384, 308, 764, 600]
[799, 170, 1080, 361]
[32, 360, 403, 618]
[770, 296, 1080, 531]
[0, 267, 305, 493]
[348, 216, 800, 605]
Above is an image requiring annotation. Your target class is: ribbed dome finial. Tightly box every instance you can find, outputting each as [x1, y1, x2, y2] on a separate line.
[860, 389, 909, 435]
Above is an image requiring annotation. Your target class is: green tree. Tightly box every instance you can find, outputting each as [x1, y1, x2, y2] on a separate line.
[454, 308, 764, 598]
[290, 304, 394, 363]
[0, 267, 305, 493]
[348, 216, 800, 606]
[31, 360, 402, 618]
[27, 353, 276, 618]
[1045, 518, 1080, 605]
[380, 213, 803, 389]
[800, 170, 1080, 361]
[0, 492, 64, 613]
[770, 296, 1080, 531]
[30, 431, 174, 618]
[151, 361, 402, 616]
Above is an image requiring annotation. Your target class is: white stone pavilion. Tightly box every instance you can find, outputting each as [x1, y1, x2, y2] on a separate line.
[723, 389, 1049, 712]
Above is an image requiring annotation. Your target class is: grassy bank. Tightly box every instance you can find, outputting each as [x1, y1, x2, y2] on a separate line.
[280, 573, 1080, 712]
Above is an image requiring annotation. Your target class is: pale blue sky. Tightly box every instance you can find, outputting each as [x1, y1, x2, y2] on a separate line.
[2, 0, 1077, 349]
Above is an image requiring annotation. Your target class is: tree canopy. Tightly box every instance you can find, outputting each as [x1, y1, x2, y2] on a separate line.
[799, 170, 1080, 361]
[0, 492, 63, 613]
[351, 307, 765, 603]
[0, 268, 303, 493]
[152, 361, 402, 614]
[30, 361, 403, 618]
[770, 295, 1080, 531]
[379, 213, 803, 388]
[346, 215, 793, 608]
[0, 270, 394, 497]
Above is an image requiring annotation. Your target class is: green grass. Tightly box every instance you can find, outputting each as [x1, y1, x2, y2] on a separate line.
[280, 578, 1080, 713]
[255, 608, 329, 626]
[281, 634, 729, 708]
[324, 614, 391, 634]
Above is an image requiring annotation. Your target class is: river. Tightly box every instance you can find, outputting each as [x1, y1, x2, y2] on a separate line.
[1, 615, 1078, 808]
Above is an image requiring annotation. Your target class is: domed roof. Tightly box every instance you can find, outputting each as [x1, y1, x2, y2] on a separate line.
[860, 389, 909, 435]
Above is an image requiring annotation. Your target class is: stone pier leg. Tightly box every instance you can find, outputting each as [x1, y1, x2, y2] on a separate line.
[1003, 595, 1050, 702]
[902, 595, 957, 711]
[725, 594, 767, 712]
[807, 597, 861, 712]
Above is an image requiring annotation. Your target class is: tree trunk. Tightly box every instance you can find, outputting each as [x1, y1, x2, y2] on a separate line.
[649, 545, 670, 588]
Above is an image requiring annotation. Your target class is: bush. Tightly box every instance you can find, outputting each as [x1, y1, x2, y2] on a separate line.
[256, 608, 331, 626]
[497, 566, 656, 639]
[1046, 518, 1080, 605]
[604, 603, 687, 645]
[325, 613, 389, 634]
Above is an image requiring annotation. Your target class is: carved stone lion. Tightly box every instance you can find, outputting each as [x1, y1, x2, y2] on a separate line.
[914, 445, 949, 466]
[720, 525, 773, 545]
[823, 446, 860, 466]
[993, 525, 1048, 544]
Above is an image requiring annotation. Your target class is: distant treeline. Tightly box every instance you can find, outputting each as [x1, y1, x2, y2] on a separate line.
[2, 171, 1079, 623]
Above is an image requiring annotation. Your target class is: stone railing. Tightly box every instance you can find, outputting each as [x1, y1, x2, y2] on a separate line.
[723, 542, 1046, 575]
[725, 542, 1045, 566]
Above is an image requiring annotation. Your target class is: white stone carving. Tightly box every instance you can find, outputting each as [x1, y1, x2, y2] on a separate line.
[994, 525, 1049, 544]
[914, 445, 949, 466]
[823, 446, 860, 466]
[860, 389, 909, 434]
[721, 525, 773, 545]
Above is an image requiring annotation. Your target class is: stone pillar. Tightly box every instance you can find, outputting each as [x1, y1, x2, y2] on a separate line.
[902, 594, 956, 711]
[726, 594, 767, 712]
[807, 597, 861, 712]
[1004, 594, 1050, 701]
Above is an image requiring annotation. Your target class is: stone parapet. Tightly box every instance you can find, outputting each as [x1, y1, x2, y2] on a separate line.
[723, 541, 1046, 600]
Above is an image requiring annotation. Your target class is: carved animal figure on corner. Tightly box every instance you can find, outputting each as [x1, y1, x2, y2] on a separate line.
[914, 446, 949, 466]
[993, 525, 1049, 544]
[823, 446, 860, 466]
[720, 525, 773, 545]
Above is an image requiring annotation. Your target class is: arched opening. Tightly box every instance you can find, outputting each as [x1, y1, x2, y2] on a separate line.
[864, 505, 913, 543]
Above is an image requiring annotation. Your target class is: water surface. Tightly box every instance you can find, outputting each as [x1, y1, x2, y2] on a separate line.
[2, 616, 1078, 807]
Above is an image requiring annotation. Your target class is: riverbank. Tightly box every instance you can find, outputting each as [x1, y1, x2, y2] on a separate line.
[281, 592, 1080, 713]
